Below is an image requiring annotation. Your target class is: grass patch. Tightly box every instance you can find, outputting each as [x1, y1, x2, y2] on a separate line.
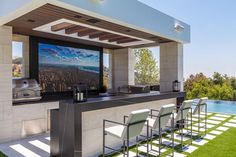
[0, 151, 7, 157]
[189, 128, 236, 157]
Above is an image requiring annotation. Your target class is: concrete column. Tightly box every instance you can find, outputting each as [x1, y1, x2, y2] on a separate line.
[112, 48, 135, 91]
[0, 26, 13, 142]
[160, 42, 183, 92]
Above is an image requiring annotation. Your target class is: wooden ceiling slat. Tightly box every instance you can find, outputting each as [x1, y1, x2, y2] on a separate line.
[65, 26, 87, 34]
[77, 29, 100, 37]
[99, 34, 121, 41]
[117, 39, 139, 44]
[51, 22, 75, 32]
[89, 32, 109, 39]
[108, 36, 129, 42]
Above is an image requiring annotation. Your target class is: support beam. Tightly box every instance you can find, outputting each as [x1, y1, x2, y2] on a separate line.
[160, 42, 183, 92]
[77, 29, 100, 37]
[65, 26, 86, 34]
[89, 32, 109, 39]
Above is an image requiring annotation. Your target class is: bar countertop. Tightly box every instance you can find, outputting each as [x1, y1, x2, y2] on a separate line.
[60, 91, 186, 112]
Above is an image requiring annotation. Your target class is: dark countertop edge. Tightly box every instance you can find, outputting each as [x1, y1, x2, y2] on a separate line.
[59, 92, 186, 112]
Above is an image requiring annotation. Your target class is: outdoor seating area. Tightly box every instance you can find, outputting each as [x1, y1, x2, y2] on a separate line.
[0, 97, 236, 157]
[95, 96, 236, 157]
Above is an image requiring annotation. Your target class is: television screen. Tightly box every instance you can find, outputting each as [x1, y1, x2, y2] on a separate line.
[38, 43, 100, 93]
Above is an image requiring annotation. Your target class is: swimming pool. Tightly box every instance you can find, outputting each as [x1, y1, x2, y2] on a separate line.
[207, 100, 236, 114]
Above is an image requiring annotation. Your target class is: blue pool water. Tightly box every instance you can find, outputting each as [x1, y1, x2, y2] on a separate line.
[207, 100, 236, 114]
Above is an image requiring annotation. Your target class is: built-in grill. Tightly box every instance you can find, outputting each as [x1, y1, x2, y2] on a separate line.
[13, 79, 42, 103]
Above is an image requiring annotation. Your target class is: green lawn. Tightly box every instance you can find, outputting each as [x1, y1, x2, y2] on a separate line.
[189, 128, 236, 157]
[0, 151, 7, 157]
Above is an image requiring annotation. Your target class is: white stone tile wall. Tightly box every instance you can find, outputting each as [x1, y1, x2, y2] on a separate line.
[160, 42, 184, 92]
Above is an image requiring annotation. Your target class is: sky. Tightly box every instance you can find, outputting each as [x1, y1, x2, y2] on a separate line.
[139, 0, 236, 78]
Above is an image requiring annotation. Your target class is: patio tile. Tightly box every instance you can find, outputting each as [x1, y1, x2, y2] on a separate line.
[152, 138, 180, 147]
[194, 123, 215, 128]
[214, 114, 231, 118]
[224, 123, 236, 127]
[10, 144, 41, 157]
[166, 152, 186, 157]
[228, 119, 236, 123]
[209, 130, 223, 135]
[117, 151, 144, 157]
[203, 134, 216, 140]
[181, 129, 199, 136]
[209, 117, 227, 121]
[138, 144, 166, 156]
[204, 119, 221, 124]
[201, 112, 213, 116]
[29, 140, 50, 153]
[166, 133, 190, 142]
[192, 126, 207, 132]
[45, 137, 50, 141]
[188, 117, 199, 122]
[216, 126, 229, 131]
[192, 139, 209, 146]
[192, 115, 206, 118]
[182, 145, 198, 153]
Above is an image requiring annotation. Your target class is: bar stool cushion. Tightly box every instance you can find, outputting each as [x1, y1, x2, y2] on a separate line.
[105, 125, 125, 138]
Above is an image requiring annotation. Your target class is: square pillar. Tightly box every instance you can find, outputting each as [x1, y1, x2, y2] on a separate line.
[112, 48, 135, 91]
[0, 26, 13, 142]
[160, 42, 183, 92]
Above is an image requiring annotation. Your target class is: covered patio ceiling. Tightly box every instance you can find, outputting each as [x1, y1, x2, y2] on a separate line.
[6, 4, 172, 49]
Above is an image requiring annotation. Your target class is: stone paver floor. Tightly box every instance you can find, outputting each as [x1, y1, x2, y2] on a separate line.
[0, 112, 235, 157]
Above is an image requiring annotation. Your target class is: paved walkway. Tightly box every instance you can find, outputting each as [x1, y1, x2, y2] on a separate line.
[0, 134, 50, 157]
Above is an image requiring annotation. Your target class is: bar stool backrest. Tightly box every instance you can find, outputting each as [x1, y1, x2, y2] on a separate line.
[122, 109, 150, 139]
[153, 104, 175, 130]
[175, 100, 193, 122]
[193, 97, 208, 115]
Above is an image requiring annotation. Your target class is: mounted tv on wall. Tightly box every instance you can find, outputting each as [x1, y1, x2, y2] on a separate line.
[30, 37, 103, 94]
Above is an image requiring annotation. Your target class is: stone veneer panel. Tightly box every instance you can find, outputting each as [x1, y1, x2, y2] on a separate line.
[0, 26, 13, 142]
[112, 48, 135, 91]
[160, 42, 184, 92]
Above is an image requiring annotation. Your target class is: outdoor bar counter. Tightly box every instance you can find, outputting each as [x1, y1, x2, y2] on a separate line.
[50, 91, 185, 157]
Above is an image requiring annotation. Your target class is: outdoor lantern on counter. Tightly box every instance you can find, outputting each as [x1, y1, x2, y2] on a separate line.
[73, 83, 88, 103]
[173, 80, 180, 92]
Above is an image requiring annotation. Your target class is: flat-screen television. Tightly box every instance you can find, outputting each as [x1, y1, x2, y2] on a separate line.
[38, 43, 101, 93]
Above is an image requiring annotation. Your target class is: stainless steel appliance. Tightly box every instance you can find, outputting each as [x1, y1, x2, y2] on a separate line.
[13, 79, 42, 103]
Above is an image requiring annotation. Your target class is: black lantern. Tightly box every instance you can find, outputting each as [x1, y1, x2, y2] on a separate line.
[173, 80, 180, 92]
[73, 83, 88, 103]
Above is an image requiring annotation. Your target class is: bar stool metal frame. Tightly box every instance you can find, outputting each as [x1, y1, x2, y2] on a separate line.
[192, 98, 208, 136]
[174, 103, 193, 148]
[103, 117, 149, 157]
[149, 109, 175, 157]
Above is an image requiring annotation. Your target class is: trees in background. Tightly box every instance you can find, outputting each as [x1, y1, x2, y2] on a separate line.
[185, 72, 236, 100]
[134, 49, 159, 85]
